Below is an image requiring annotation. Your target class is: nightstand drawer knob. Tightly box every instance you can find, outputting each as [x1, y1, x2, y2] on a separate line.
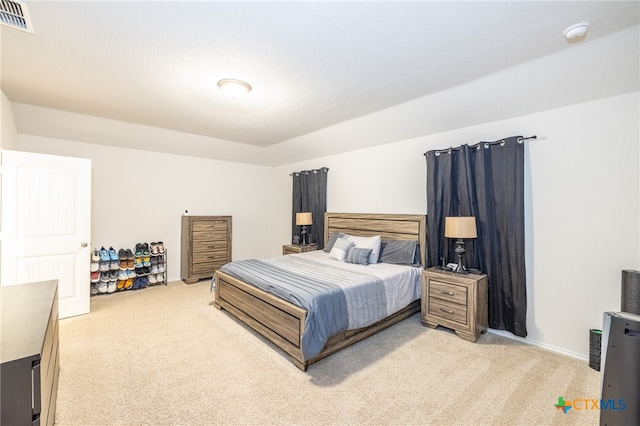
[440, 290, 454, 296]
[440, 307, 455, 315]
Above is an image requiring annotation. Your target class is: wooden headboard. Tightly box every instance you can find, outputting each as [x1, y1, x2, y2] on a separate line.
[324, 213, 427, 267]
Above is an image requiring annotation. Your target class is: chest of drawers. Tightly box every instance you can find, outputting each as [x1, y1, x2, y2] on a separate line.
[181, 216, 232, 284]
[1, 280, 59, 426]
[421, 267, 488, 342]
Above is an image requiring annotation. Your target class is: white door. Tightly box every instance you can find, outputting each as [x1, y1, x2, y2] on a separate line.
[1, 150, 91, 318]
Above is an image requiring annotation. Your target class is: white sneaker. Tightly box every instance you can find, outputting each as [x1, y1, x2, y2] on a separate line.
[157, 274, 164, 283]
[148, 274, 157, 284]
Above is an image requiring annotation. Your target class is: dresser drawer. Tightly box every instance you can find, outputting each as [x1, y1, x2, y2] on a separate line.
[193, 220, 229, 232]
[192, 240, 228, 254]
[192, 261, 226, 275]
[192, 229, 228, 242]
[429, 280, 467, 305]
[428, 298, 467, 325]
[193, 250, 228, 264]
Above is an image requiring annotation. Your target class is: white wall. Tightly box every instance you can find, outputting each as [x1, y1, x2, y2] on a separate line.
[16, 135, 278, 282]
[274, 91, 640, 359]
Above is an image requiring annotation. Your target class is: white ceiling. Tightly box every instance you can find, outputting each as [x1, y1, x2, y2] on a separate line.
[1, 1, 639, 162]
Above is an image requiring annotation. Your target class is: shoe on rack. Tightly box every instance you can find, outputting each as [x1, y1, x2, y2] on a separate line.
[90, 282, 99, 295]
[110, 261, 120, 271]
[116, 280, 126, 290]
[157, 274, 165, 283]
[157, 242, 165, 254]
[142, 243, 150, 256]
[99, 246, 110, 262]
[107, 279, 116, 294]
[134, 243, 143, 258]
[139, 277, 148, 288]
[148, 274, 157, 284]
[92, 248, 100, 262]
[135, 267, 144, 277]
[99, 262, 109, 272]
[98, 279, 107, 294]
[126, 248, 134, 260]
[91, 271, 100, 282]
[143, 257, 151, 267]
[142, 266, 150, 275]
[158, 264, 165, 273]
[118, 270, 128, 281]
[150, 256, 158, 266]
[90, 261, 99, 272]
[118, 248, 127, 260]
[126, 269, 136, 279]
[124, 278, 133, 290]
[119, 259, 128, 270]
[134, 259, 143, 269]
[151, 265, 158, 274]
[150, 242, 158, 255]
[127, 259, 135, 270]
[108, 247, 118, 261]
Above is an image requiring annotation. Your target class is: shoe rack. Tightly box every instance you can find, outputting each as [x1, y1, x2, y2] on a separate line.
[90, 242, 167, 295]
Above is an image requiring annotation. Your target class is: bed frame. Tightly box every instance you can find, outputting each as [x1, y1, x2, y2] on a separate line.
[213, 213, 426, 371]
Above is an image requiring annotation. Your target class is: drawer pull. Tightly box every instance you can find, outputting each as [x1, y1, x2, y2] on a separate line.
[440, 307, 455, 315]
[440, 290, 454, 296]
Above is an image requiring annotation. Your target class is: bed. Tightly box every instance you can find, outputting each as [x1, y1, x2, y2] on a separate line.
[213, 213, 427, 371]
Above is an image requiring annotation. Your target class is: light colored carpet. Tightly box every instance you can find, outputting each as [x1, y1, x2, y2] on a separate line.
[55, 280, 600, 425]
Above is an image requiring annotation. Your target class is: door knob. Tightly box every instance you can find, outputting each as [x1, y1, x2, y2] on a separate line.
[81, 242, 88, 248]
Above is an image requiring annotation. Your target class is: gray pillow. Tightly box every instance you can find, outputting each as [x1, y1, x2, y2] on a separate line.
[345, 247, 373, 266]
[324, 232, 346, 252]
[378, 240, 419, 266]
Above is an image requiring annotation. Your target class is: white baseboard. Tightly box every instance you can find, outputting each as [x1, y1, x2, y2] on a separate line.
[486, 329, 589, 362]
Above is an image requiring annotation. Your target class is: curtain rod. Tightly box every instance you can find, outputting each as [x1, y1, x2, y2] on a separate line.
[289, 167, 330, 176]
[426, 135, 537, 157]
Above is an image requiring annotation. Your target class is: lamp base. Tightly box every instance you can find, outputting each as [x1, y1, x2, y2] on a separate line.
[454, 239, 468, 274]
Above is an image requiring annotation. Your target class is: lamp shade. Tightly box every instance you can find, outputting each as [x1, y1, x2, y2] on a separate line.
[296, 212, 313, 226]
[444, 216, 477, 239]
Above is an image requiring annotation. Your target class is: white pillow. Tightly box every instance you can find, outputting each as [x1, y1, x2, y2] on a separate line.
[329, 238, 354, 262]
[345, 234, 381, 264]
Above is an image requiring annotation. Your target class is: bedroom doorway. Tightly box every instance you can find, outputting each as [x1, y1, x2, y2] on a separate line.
[1, 150, 92, 318]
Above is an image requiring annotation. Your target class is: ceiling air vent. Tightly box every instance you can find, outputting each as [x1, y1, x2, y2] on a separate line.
[0, 0, 33, 33]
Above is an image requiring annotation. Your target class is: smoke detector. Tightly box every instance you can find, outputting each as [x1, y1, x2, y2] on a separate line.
[0, 0, 33, 33]
[563, 22, 590, 40]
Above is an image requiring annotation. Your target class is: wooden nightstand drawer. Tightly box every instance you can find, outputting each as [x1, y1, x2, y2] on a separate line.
[428, 298, 467, 325]
[429, 280, 467, 305]
[282, 244, 317, 255]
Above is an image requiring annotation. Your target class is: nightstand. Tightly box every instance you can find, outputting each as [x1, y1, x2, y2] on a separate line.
[282, 244, 317, 255]
[421, 267, 488, 342]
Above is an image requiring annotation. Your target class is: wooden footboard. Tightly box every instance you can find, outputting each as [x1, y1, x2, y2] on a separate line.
[214, 270, 308, 368]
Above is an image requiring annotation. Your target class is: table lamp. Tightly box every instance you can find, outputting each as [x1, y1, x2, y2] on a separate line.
[296, 212, 313, 246]
[444, 216, 477, 274]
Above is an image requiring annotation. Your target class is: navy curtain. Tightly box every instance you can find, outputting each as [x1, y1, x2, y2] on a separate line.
[425, 136, 527, 337]
[292, 167, 329, 249]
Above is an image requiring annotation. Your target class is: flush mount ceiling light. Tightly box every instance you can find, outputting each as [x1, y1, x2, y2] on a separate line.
[217, 78, 252, 100]
[563, 22, 591, 40]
